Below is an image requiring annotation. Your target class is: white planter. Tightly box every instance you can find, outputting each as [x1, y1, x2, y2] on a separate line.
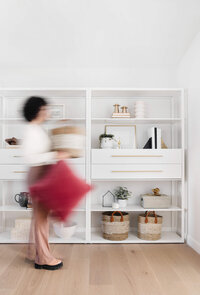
[100, 137, 115, 149]
[118, 199, 127, 208]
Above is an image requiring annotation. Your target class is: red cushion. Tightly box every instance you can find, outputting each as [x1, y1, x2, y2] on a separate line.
[29, 160, 91, 221]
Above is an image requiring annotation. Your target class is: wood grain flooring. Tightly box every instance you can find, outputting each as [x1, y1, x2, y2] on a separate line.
[0, 243, 200, 295]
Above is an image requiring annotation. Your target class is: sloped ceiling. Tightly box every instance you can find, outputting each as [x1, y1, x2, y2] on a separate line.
[0, 0, 200, 68]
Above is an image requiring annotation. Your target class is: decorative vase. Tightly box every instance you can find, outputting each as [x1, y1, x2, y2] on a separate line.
[118, 199, 127, 208]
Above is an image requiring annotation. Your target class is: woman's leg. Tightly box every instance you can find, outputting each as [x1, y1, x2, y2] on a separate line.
[33, 200, 61, 265]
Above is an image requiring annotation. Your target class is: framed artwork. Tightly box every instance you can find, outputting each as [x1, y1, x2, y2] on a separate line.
[105, 125, 137, 148]
[49, 104, 65, 119]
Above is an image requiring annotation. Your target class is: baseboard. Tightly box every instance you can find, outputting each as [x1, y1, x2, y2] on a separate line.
[187, 235, 200, 254]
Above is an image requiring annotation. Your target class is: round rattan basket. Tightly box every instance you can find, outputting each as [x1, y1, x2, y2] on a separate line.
[51, 126, 85, 158]
[138, 211, 162, 241]
[102, 211, 129, 241]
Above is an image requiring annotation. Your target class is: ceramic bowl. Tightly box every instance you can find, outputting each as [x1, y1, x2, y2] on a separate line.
[53, 221, 77, 239]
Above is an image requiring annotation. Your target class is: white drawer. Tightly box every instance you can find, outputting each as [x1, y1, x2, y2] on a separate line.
[92, 149, 182, 164]
[0, 149, 85, 165]
[92, 164, 182, 179]
[0, 149, 25, 164]
[0, 164, 85, 180]
[0, 165, 28, 180]
[68, 164, 85, 179]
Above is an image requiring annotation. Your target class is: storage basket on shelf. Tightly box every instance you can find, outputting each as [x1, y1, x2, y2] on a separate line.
[51, 126, 85, 158]
[138, 211, 162, 241]
[141, 194, 171, 209]
[102, 211, 129, 241]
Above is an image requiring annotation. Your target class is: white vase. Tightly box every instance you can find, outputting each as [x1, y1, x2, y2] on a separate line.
[118, 199, 127, 208]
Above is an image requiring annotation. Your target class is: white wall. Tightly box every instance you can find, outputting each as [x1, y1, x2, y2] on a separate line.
[178, 32, 200, 253]
[0, 67, 177, 88]
[0, 0, 200, 88]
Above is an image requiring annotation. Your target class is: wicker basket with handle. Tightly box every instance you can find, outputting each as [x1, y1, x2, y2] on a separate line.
[138, 211, 162, 240]
[51, 126, 85, 158]
[102, 211, 129, 241]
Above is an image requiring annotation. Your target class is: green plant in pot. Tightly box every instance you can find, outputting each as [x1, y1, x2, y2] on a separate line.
[99, 133, 115, 149]
[114, 186, 132, 208]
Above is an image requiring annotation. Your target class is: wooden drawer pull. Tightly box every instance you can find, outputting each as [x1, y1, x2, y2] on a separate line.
[13, 171, 27, 173]
[111, 155, 163, 158]
[13, 156, 22, 158]
[111, 170, 163, 173]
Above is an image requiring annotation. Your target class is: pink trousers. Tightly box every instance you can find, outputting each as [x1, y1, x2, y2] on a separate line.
[27, 166, 55, 265]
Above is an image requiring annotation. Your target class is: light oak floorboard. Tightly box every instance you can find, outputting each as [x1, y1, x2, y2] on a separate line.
[0, 244, 200, 295]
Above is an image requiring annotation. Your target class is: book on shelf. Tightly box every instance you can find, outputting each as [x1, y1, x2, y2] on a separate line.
[112, 113, 131, 118]
[144, 127, 161, 149]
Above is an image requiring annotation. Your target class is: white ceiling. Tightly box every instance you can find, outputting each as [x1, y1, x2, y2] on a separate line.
[0, 0, 200, 68]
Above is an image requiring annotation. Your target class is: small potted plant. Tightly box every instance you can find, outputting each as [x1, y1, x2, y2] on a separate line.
[114, 186, 132, 208]
[99, 133, 115, 149]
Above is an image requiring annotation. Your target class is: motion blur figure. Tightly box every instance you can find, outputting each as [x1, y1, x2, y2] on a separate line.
[22, 96, 68, 270]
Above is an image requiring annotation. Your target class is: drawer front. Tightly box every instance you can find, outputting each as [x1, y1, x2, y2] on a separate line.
[0, 165, 28, 180]
[0, 149, 25, 164]
[0, 149, 85, 165]
[92, 149, 182, 164]
[0, 164, 85, 180]
[92, 164, 181, 179]
[68, 164, 85, 179]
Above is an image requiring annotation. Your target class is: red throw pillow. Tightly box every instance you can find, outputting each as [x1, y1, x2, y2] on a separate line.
[29, 160, 91, 221]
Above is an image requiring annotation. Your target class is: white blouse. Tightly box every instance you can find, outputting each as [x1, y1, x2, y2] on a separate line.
[23, 123, 57, 166]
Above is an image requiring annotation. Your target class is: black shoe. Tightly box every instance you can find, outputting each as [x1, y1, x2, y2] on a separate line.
[35, 262, 63, 270]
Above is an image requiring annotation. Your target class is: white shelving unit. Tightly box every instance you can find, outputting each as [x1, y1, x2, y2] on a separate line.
[0, 88, 186, 244]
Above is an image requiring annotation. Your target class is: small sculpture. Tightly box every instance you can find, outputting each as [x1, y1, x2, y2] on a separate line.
[113, 104, 120, 113]
[121, 106, 128, 113]
[112, 104, 130, 118]
[152, 188, 161, 196]
[161, 138, 168, 149]
[102, 190, 115, 207]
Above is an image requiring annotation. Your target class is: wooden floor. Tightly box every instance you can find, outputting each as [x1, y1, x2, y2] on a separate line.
[0, 244, 200, 295]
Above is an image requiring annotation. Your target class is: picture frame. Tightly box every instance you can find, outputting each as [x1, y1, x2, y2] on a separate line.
[102, 190, 115, 207]
[105, 125, 137, 148]
[49, 104, 65, 119]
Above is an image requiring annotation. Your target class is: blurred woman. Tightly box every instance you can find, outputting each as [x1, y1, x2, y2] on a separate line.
[23, 96, 68, 270]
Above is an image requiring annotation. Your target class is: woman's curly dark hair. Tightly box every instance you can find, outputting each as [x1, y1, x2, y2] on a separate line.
[23, 96, 48, 122]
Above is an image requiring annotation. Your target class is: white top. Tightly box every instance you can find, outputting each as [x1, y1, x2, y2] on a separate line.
[23, 123, 57, 166]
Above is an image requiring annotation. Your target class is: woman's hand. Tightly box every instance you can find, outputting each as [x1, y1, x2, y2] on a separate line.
[56, 151, 70, 160]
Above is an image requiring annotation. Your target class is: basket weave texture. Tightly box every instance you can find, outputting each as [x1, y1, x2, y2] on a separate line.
[138, 211, 162, 241]
[102, 211, 129, 241]
[51, 126, 85, 158]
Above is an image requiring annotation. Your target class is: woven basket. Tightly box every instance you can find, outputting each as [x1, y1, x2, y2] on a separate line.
[102, 211, 129, 241]
[138, 211, 162, 240]
[51, 126, 85, 158]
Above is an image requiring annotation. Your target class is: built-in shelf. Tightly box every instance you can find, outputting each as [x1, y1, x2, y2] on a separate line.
[0, 205, 85, 212]
[92, 118, 181, 124]
[0, 230, 86, 243]
[91, 231, 183, 244]
[49, 232, 86, 243]
[0, 88, 185, 244]
[91, 205, 182, 212]
[0, 118, 86, 123]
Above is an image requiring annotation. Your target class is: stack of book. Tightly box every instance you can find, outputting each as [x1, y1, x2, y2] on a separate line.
[112, 112, 131, 118]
